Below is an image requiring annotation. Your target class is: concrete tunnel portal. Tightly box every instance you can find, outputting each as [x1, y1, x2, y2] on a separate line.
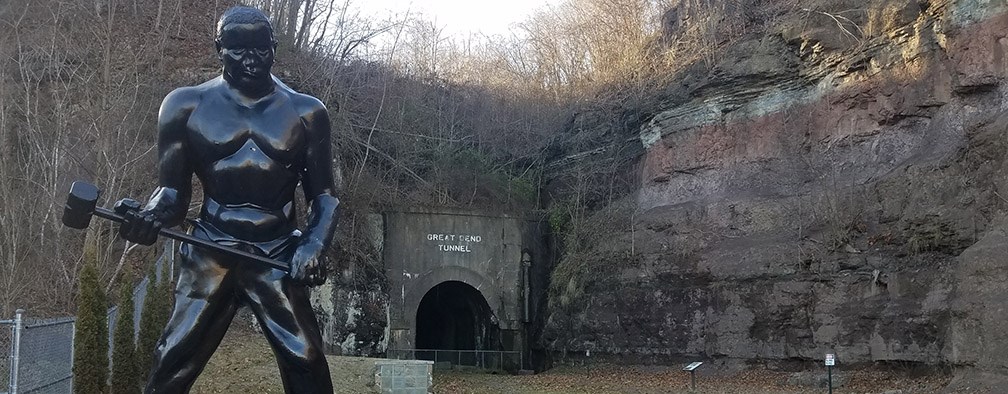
[383, 209, 549, 370]
[415, 281, 498, 358]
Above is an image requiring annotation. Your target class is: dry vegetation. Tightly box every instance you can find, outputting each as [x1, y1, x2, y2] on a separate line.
[435, 365, 952, 393]
[0, 0, 216, 316]
[195, 322, 951, 393]
[0, 0, 833, 338]
[0, 0, 696, 317]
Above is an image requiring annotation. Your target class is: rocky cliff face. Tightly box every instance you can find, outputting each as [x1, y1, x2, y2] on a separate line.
[545, 0, 1008, 386]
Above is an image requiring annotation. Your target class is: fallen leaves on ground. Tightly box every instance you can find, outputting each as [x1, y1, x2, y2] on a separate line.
[188, 323, 952, 393]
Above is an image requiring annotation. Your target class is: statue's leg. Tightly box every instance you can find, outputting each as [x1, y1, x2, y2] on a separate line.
[144, 244, 239, 394]
[243, 267, 333, 393]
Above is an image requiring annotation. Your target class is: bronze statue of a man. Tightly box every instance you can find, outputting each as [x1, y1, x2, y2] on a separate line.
[120, 6, 337, 393]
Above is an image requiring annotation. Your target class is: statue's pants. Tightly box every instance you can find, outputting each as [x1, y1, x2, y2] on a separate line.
[143, 239, 333, 394]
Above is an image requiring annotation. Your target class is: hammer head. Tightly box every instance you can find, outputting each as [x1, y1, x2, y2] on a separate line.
[63, 181, 100, 229]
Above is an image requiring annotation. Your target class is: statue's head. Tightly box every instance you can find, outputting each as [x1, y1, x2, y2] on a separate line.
[215, 6, 277, 90]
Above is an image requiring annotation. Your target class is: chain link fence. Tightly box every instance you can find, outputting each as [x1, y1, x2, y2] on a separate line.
[0, 241, 178, 393]
[15, 317, 74, 393]
[388, 348, 524, 371]
[106, 275, 148, 365]
[1, 310, 75, 394]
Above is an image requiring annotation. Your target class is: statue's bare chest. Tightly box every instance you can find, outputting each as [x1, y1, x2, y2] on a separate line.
[186, 92, 307, 169]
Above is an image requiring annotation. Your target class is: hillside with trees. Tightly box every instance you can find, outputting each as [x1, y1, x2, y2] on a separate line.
[0, 0, 676, 318]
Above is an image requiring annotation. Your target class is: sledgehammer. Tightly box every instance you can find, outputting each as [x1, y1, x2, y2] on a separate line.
[61, 181, 290, 272]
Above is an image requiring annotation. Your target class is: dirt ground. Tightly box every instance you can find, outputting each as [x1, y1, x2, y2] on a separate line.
[191, 323, 379, 394]
[191, 324, 952, 393]
[433, 366, 951, 393]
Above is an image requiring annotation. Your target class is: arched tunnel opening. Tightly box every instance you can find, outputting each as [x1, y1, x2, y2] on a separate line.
[415, 281, 498, 363]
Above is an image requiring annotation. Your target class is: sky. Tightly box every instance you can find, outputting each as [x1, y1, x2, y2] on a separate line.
[357, 0, 562, 38]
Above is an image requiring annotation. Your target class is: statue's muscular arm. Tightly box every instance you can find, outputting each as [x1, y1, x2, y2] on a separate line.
[289, 94, 339, 285]
[120, 87, 197, 245]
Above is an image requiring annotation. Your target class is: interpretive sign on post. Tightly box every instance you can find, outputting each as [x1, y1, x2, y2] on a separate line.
[682, 361, 702, 390]
[825, 354, 835, 394]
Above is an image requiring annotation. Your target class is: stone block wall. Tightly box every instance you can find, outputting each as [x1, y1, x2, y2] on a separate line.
[373, 359, 433, 394]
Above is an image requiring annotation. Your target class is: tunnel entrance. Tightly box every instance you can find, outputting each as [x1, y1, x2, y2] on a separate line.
[415, 281, 498, 362]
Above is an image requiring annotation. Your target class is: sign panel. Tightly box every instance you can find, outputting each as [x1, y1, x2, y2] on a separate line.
[825, 354, 835, 366]
[426, 232, 483, 253]
[683, 361, 703, 371]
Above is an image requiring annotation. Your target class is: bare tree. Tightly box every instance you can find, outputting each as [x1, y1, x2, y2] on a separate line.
[0, 0, 217, 315]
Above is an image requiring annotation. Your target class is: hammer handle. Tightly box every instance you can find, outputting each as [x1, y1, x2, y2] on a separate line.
[94, 207, 291, 273]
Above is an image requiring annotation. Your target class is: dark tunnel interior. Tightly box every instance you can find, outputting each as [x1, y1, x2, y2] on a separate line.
[415, 280, 498, 359]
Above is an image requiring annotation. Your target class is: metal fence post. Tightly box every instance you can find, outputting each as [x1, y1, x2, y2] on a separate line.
[4, 316, 12, 394]
[4, 317, 12, 394]
[10, 309, 24, 394]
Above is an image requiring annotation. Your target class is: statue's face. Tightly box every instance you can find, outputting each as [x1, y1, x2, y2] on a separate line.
[217, 22, 275, 88]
